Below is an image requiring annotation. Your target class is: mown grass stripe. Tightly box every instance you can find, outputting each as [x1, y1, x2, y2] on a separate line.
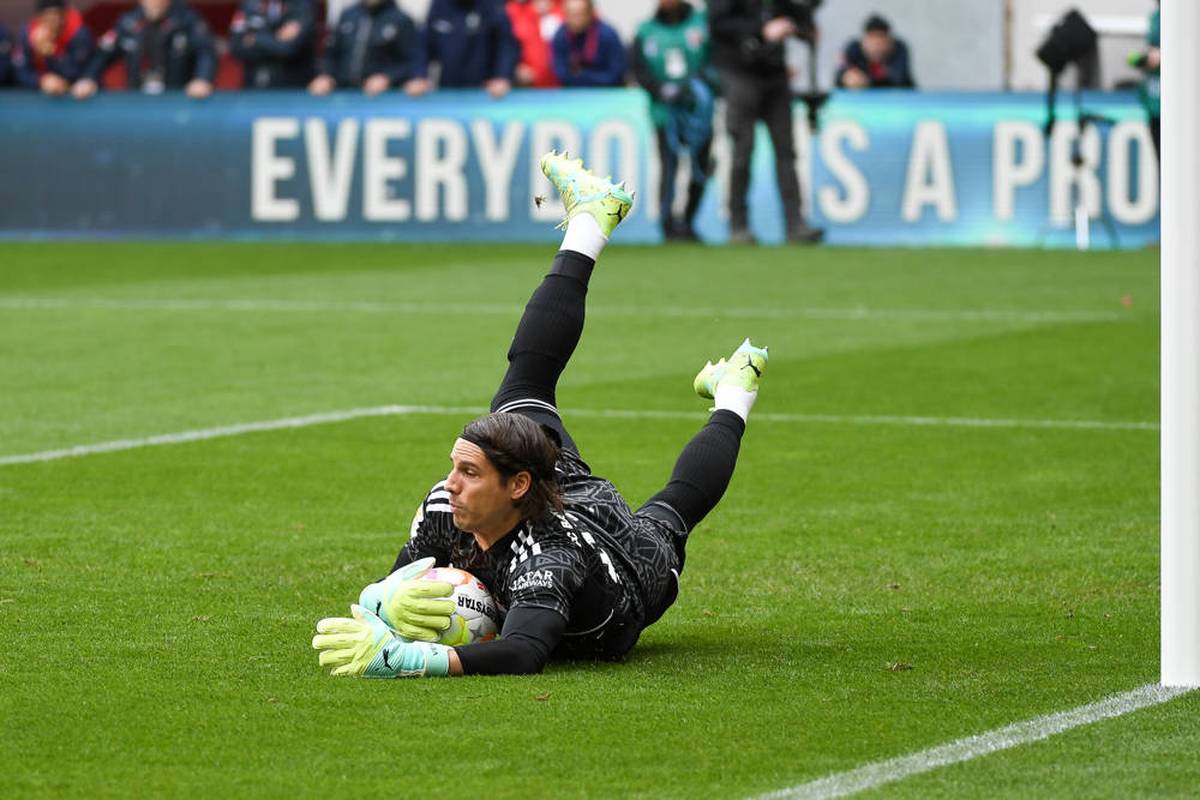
[0, 296, 1137, 323]
[0, 405, 1158, 467]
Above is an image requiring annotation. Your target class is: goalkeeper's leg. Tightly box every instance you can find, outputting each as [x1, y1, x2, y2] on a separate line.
[632, 407, 746, 626]
[489, 249, 592, 452]
[637, 338, 768, 567]
[637, 410, 745, 559]
[490, 152, 633, 451]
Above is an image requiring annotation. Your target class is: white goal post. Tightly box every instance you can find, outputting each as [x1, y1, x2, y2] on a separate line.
[1161, 0, 1200, 689]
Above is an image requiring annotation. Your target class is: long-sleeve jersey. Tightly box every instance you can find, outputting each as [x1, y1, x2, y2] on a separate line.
[392, 448, 682, 675]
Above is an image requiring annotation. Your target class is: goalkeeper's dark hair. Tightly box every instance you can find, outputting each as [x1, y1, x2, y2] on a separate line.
[460, 413, 563, 520]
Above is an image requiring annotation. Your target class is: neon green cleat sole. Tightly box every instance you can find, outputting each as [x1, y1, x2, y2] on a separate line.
[694, 338, 769, 399]
[539, 150, 634, 237]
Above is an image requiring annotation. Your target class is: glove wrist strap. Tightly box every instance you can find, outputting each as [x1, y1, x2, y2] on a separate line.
[420, 642, 452, 677]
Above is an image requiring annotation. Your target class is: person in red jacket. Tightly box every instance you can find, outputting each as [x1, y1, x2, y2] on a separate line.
[13, 0, 94, 95]
[506, 0, 563, 88]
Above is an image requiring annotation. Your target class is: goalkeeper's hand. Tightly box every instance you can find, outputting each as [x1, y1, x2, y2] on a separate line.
[312, 604, 451, 677]
[358, 556, 455, 642]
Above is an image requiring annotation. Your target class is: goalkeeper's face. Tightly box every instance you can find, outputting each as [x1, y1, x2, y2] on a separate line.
[445, 438, 530, 540]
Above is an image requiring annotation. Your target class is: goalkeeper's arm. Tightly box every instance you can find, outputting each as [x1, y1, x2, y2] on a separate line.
[448, 606, 565, 675]
[313, 604, 565, 678]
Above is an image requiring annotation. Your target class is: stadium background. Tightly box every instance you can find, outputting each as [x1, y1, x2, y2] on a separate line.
[4, 2, 1193, 799]
[0, 0, 1162, 247]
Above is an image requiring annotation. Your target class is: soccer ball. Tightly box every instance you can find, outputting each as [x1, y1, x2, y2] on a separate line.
[422, 567, 499, 645]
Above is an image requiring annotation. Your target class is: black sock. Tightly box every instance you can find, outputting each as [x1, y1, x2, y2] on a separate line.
[491, 250, 595, 410]
[551, 249, 595, 284]
[644, 410, 745, 530]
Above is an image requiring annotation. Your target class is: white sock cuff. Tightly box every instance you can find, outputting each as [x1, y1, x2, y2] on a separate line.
[560, 213, 606, 261]
[713, 384, 757, 423]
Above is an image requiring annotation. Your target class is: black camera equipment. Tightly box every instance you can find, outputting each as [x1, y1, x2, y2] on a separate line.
[1035, 10, 1119, 248]
[786, 0, 828, 132]
[1036, 9, 1098, 137]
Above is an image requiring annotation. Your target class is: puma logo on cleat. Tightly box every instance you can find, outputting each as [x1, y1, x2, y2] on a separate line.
[742, 356, 762, 377]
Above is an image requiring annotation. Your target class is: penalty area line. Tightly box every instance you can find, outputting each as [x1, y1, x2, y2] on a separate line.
[749, 683, 1194, 800]
[0, 404, 1158, 467]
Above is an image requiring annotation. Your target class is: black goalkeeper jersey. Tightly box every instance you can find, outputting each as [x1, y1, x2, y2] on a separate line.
[393, 449, 682, 662]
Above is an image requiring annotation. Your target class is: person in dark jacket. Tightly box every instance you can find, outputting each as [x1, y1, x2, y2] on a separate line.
[405, 0, 518, 98]
[550, 0, 624, 87]
[0, 25, 16, 86]
[71, 0, 215, 99]
[708, 0, 823, 244]
[229, 0, 316, 88]
[13, 0, 94, 95]
[309, 0, 419, 96]
[835, 14, 914, 89]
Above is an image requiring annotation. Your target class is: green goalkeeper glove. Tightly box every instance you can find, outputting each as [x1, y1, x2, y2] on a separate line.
[358, 556, 455, 642]
[312, 604, 451, 678]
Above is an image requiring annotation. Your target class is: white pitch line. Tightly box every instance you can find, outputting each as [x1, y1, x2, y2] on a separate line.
[0, 405, 471, 466]
[0, 405, 1158, 467]
[583, 408, 1159, 432]
[751, 683, 1194, 800]
[0, 296, 1136, 324]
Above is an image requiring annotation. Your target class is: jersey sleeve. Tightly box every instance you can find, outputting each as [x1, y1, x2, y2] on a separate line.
[390, 481, 456, 572]
[503, 533, 586, 620]
[454, 605, 566, 675]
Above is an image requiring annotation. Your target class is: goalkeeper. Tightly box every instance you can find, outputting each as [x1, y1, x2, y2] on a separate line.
[313, 152, 769, 677]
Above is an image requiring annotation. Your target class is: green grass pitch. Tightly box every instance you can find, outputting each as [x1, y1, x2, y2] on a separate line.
[1, 241, 1196, 797]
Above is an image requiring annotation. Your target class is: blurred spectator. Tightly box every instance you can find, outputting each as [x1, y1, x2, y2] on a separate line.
[1131, 1, 1160, 161]
[632, 0, 714, 241]
[230, 0, 316, 88]
[406, 0, 518, 98]
[550, 0, 624, 87]
[309, 0, 420, 96]
[325, 0, 354, 25]
[14, 0, 94, 96]
[0, 24, 14, 87]
[835, 14, 914, 90]
[72, 0, 215, 100]
[507, 0, 562, 88]
[709, 0, 823, 244]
